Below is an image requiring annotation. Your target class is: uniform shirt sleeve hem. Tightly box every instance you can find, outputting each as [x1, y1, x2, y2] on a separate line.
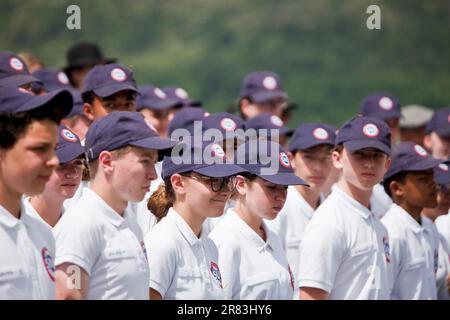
[298, 279, 332, 293]
[55, 254, 92, 275]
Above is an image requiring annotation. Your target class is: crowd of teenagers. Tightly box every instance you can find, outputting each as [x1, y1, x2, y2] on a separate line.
[0, 42, 449, 300]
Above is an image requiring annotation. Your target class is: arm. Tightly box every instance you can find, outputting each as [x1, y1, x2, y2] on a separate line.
[55, 263, 90, 300]
[149, 288, 162, 300]
[300, 287, 329, 300]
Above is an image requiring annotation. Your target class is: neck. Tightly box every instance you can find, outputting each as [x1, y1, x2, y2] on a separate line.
[234, 201, 266, 241]
[337, 179, 372, 209]
[90, 179, 127, 216]
[29, 194, 64, 227]
[0, 181, 22, 219]
[398, 201, 423, 223]
[295, 185, 321, 209]
[173, 202, 205, 238]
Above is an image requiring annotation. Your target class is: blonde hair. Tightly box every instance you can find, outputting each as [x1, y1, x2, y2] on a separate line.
[147, 178, 175, 222]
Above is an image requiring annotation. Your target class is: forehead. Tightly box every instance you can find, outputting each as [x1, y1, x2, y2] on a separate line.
[406, 169, 434, 178]
[349, 147, 385, 154]
[300, 144, 333, 154]
[102, 90, 136, 101]
[129, 146, 158, 158]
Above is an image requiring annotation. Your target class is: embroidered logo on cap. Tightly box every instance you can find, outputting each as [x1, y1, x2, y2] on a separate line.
[414, 144, 428, 157]
[270, 115, 283, 127]
[383, 236, 390, 263]
[175, 88, 188, 99]
[220, 118, 237, 132]
[210, 262, 223, 288]
[57, 72, 69, 85]
[438, 163, 449, 172]
[379, 97, 393, 110]
[313, 128, 329, 140]
[262, 76, 277, 90]
[362, 123, 379, 137]
[9, 57, 24, 71]
[279, 152, 290, 168]
[154, 88, 166, 99]
[211, 143, 226, 160]
[41, 247, 55, 282]
[110, 68, 127, 82]
[61, 128, 77, 142]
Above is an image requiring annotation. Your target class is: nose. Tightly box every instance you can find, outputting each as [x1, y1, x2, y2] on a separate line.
[64, 166, 80, 179]
[146, 163, 158, 181]
[47, 152, 59, 169]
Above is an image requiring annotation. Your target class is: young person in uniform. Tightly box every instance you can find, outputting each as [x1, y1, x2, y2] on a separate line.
[245, 112, 293, 148]
[266, 123, 336, 299]
[145, 142, 243, 299]
[209, 140, 308, 300]
[0, 51, 42, 92]
[423, 107, 450, 161]
[297, 116, 392, 300]
[54, 112, 177, 300]
[381, 142, 441, 299]
[0, 86, 72, 299]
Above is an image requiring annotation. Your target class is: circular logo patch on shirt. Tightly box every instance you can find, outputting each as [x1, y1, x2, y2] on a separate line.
[313, 127, 329, 140]
[382, 236, 390, 264]
[57, 72, 69, 85]
[438, 163, 449, 172]
[220, 118, 237, 132]
[362, 123, 379, 138]
[270, 115, 283, 127]
[41, 247, 55, 282]
[262, 76, 277, 90]
[279, 152, 290, 168]
[210, 261, 223, 288]
[154, 88, 166, 99]
[61, 128, 77, 142]
[9, 57, 24, 71]
[211, 143, 226, 160]
[110, 68, 127, 82]
[414, 144, 428, 157]
[175, 88, 188, 99]
[379, 97, 393, 110]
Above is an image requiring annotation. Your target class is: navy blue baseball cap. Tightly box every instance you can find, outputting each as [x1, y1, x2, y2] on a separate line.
[239, 71, 288, 104]
[0, 86, 73, 117]
[162, 86, 202, 107]
[0, 51, 42, 87]
[136, 85, 182, 111]
[85, 111, 179, 162]
[66, 89, 84, 118]
[336, 116, 391, 155]
[56, 125, 84, 164]
[162, 141, 245, 180]
[32, 68, 71, 91]
[289, 122, 337, 152]
[168, 106, 210, 137]
[200, 112, 246, 138]
[81, 63, 138, 98]
[245, 113, 294, 137]
[359, 92, 402, 121]
[384, 142, 441, 180]
[426, 107, 450, 138]
[433, 161, 450, 187]
[234, 140, 308, 186]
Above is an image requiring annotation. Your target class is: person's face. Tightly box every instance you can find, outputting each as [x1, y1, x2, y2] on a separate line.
[237, 176, 287, 221]
[61, 114, 91, 141]
[291, 145, 333, 191]
[385, 117, 400, 144]
[426, 132, 450, 160]
[84, 90, 136, 121]
[241, 98, 287, 119]
[110, 147, 158, 202]
[43, 158, 84, 199]
[333, 147, 390, 191]
[423, 185, 450, 220]
[139, 107, 177, 138]
[0, 120, 59, 197]
[179, 172, 233, 218]
[398, 171, 438, 209]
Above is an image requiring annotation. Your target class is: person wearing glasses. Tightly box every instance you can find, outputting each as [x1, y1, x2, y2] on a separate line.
[145, 141, 244, 299]
[23, 126, 85, 229]
[209, 140, 308, 300]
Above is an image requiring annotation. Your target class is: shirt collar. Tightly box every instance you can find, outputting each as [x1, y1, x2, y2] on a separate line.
[168, 208, 203, 247]
[0, 204, 20, 228]
[85, 188, 125, 227]
[333, 185, 373, 219]
[391, 203, 424, 234]
[288, 186, 315, 219]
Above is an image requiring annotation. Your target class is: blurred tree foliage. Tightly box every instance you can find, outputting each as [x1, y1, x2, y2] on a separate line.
[1, 0, 449, 127]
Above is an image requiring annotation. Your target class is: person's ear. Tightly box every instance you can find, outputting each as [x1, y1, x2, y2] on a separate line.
[423, 134, 432, 152]
[234, 175, 248, 195]
[332, 150, 343, 170]
[288, 151, 296, 169]
[170, 174, 186, 196]
[390, 180, 404, 199]
[240, 99, 256, 119]
[83, 102, 95, 122]
[384, 156, 392, 171]
[98, 151, 114, 175]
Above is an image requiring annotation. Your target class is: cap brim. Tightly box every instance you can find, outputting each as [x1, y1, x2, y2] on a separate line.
[343, 140, 391, 155]
[66, 90, 85, 118]
[289, 140, 334, 152]
[20, 88, 73, 118]
[130, 136, 179, 161]
[63, 58, 117, 73]
[138, 98, 182, 111]
[259, 172, 309, 186]
[0, 74, 43, 87]
[93, 83, 139, 98]
[184, 99, 203, 107]
[280, 127, 294, 137]
[56, 144, 85, 164]
[193, 164, 246, 178]
[251, 90, 288, 104]
[408, 157, 441, 172]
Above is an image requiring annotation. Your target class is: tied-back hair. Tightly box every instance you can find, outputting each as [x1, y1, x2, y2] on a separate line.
[147, 178, 175, 222]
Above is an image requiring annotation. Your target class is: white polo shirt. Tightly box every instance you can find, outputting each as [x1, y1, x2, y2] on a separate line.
[0, 202, 55, 299]
[436, 214, 450, 250]
[297, 186, 391, 300]
[22, 197, 54, 230]
[381, 205, 439, 300]
[370, 183, 392, 220]
[436, 234, 450, 300]
[144, 208, 224, 300]
[209, 209, 294, 300]
[265, 186, 316, 299]
[54, 188, 149, 300]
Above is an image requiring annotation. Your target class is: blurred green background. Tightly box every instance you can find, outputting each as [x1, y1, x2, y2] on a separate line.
[1, 0, 449, 127]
